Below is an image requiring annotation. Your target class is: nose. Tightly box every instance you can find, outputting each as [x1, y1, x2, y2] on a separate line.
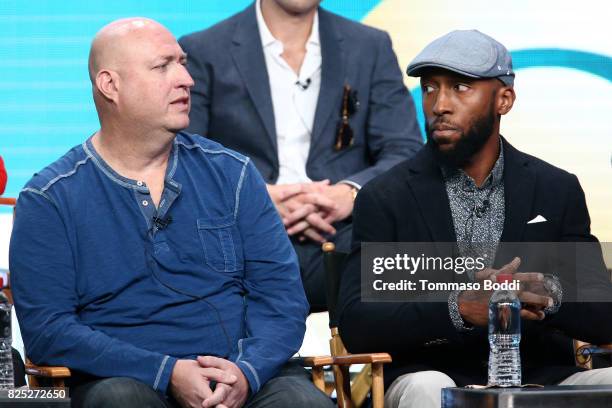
[177, 63, 194, 89]
[432, 88, 452, 116]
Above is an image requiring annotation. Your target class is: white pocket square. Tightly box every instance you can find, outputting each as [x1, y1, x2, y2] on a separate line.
[527, 215, 547, 224]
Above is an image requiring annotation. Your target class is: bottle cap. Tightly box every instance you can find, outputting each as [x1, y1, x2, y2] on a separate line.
[496, 273, 513, 283]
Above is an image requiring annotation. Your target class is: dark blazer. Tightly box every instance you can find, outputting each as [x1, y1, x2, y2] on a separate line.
[179, 4, 422, 186]
[337, 139, 612, 386]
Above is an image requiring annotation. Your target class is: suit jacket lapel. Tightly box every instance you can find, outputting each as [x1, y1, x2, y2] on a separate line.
[500, 138, 536, 242]
[230, 5, 277, 152]
[407, 145, 457, 243]
[310, 9, 345, 150]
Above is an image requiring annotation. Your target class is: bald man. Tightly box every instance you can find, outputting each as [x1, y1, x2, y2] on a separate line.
[10, 18, 333, 408]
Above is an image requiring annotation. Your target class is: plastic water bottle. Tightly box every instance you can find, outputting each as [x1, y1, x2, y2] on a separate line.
[0, 276, 14, 389]
[487, 274, 521, 387]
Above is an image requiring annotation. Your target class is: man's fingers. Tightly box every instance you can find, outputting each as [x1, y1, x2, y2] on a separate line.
[475, 267, 496, 281]
[199, 379, 214, 400]
[197, 356, 231, 370]
[283, 204, 316, 226]
[520, 308, 545, 321]
[305, 212, 336, 235]
[267, 183, 304, 203]
[302, 227, 326, 243]
[518, 291, 553, 309]
[477, 257, 523, 282]
[277, 184, 304, 201]
[311, 179, 330, 187]
[275, 203, 291, 220]
[202, 383, 229, 408]
[300, 192, 337, 211]
[286, 220, 310, 235]
[199, 367, 237, 385]
[283, 197, 311, 214]
[513, 272, 544, 282]
[303, 179, 331, 193]
[520, 281, 548, 296]
[498, 257, 521, 275]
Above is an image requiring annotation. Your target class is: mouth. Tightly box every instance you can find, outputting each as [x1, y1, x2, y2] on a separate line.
[432, 129, 459, 139]
[431, 125, 459, 140]
[170, 96, 190, 107]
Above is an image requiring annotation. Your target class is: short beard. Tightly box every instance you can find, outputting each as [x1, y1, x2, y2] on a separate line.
[425, 106, 496, 168]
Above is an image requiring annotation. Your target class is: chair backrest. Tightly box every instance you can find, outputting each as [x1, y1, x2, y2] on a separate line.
[0, 197, 16, 207]
[322, 242, 356, 408]
[322, 242, 348, 329]
[0, 197, 16, 301]
[0, 197, 27, 386]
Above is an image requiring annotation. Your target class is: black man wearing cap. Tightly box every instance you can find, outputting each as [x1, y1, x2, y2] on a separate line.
[337, 30, 612, 408]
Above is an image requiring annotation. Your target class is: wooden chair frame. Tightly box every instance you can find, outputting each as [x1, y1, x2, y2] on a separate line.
[320, 242, 391, 408]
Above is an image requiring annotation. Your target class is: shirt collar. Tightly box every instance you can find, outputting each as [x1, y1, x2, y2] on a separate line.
[488, 139, 505, 188]
[255, 0, 320, 49]
[83, 135, 181, 193]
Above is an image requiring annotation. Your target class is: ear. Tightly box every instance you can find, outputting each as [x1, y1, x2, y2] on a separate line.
[497, 86, 516, 116]
[95, 69, 119, 102]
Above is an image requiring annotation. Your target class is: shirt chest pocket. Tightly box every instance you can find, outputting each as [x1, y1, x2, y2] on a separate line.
[197, 215, 244, 273]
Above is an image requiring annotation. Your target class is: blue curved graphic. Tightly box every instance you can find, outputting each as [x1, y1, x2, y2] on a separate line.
[411, 48, 612, 139]
[513, 49, 612, 80]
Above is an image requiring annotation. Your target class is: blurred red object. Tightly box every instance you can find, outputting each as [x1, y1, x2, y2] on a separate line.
[0, 156, 6, 195]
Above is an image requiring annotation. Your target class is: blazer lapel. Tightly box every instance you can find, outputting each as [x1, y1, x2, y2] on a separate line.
[500, 139, 536, 242]
[310, 9, 345, 150]
[407, 145, 457, 243]
[230, 5, 277, 152]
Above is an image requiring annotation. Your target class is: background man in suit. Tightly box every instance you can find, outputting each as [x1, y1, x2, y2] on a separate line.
[337, 30, 612, 408]
[179, 0, 422, 310]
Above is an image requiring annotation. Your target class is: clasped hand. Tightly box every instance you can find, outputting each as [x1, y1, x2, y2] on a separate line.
[267, 180, 354, 243]
[170, 356, 249, 408]
[458, 257, 555, 327]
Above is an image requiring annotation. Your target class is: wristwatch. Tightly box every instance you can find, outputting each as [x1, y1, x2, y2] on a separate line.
[543, 274, 563, 315]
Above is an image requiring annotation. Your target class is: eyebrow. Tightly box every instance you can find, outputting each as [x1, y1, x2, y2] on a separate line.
[154, 53, 188, 64]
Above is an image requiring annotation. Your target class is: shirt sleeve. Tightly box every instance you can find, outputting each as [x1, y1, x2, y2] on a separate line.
[542, 174, 612, 344]
[10, 189, 177, 394]
[233, 160, 309, 394]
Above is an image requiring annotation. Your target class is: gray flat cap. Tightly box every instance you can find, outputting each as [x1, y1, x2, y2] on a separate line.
[407, 30, 514, 86]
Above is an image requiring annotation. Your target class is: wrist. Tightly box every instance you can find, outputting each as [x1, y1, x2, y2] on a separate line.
[168, 359, 183, 396]
[449, 290, 473, 331]
[336, 183, 357, 201]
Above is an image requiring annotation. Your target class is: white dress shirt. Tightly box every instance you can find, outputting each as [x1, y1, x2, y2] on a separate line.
[256, 0, 321, 184]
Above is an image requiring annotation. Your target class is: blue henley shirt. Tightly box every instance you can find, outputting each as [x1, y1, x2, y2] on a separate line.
[10, 132, 309, 395]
